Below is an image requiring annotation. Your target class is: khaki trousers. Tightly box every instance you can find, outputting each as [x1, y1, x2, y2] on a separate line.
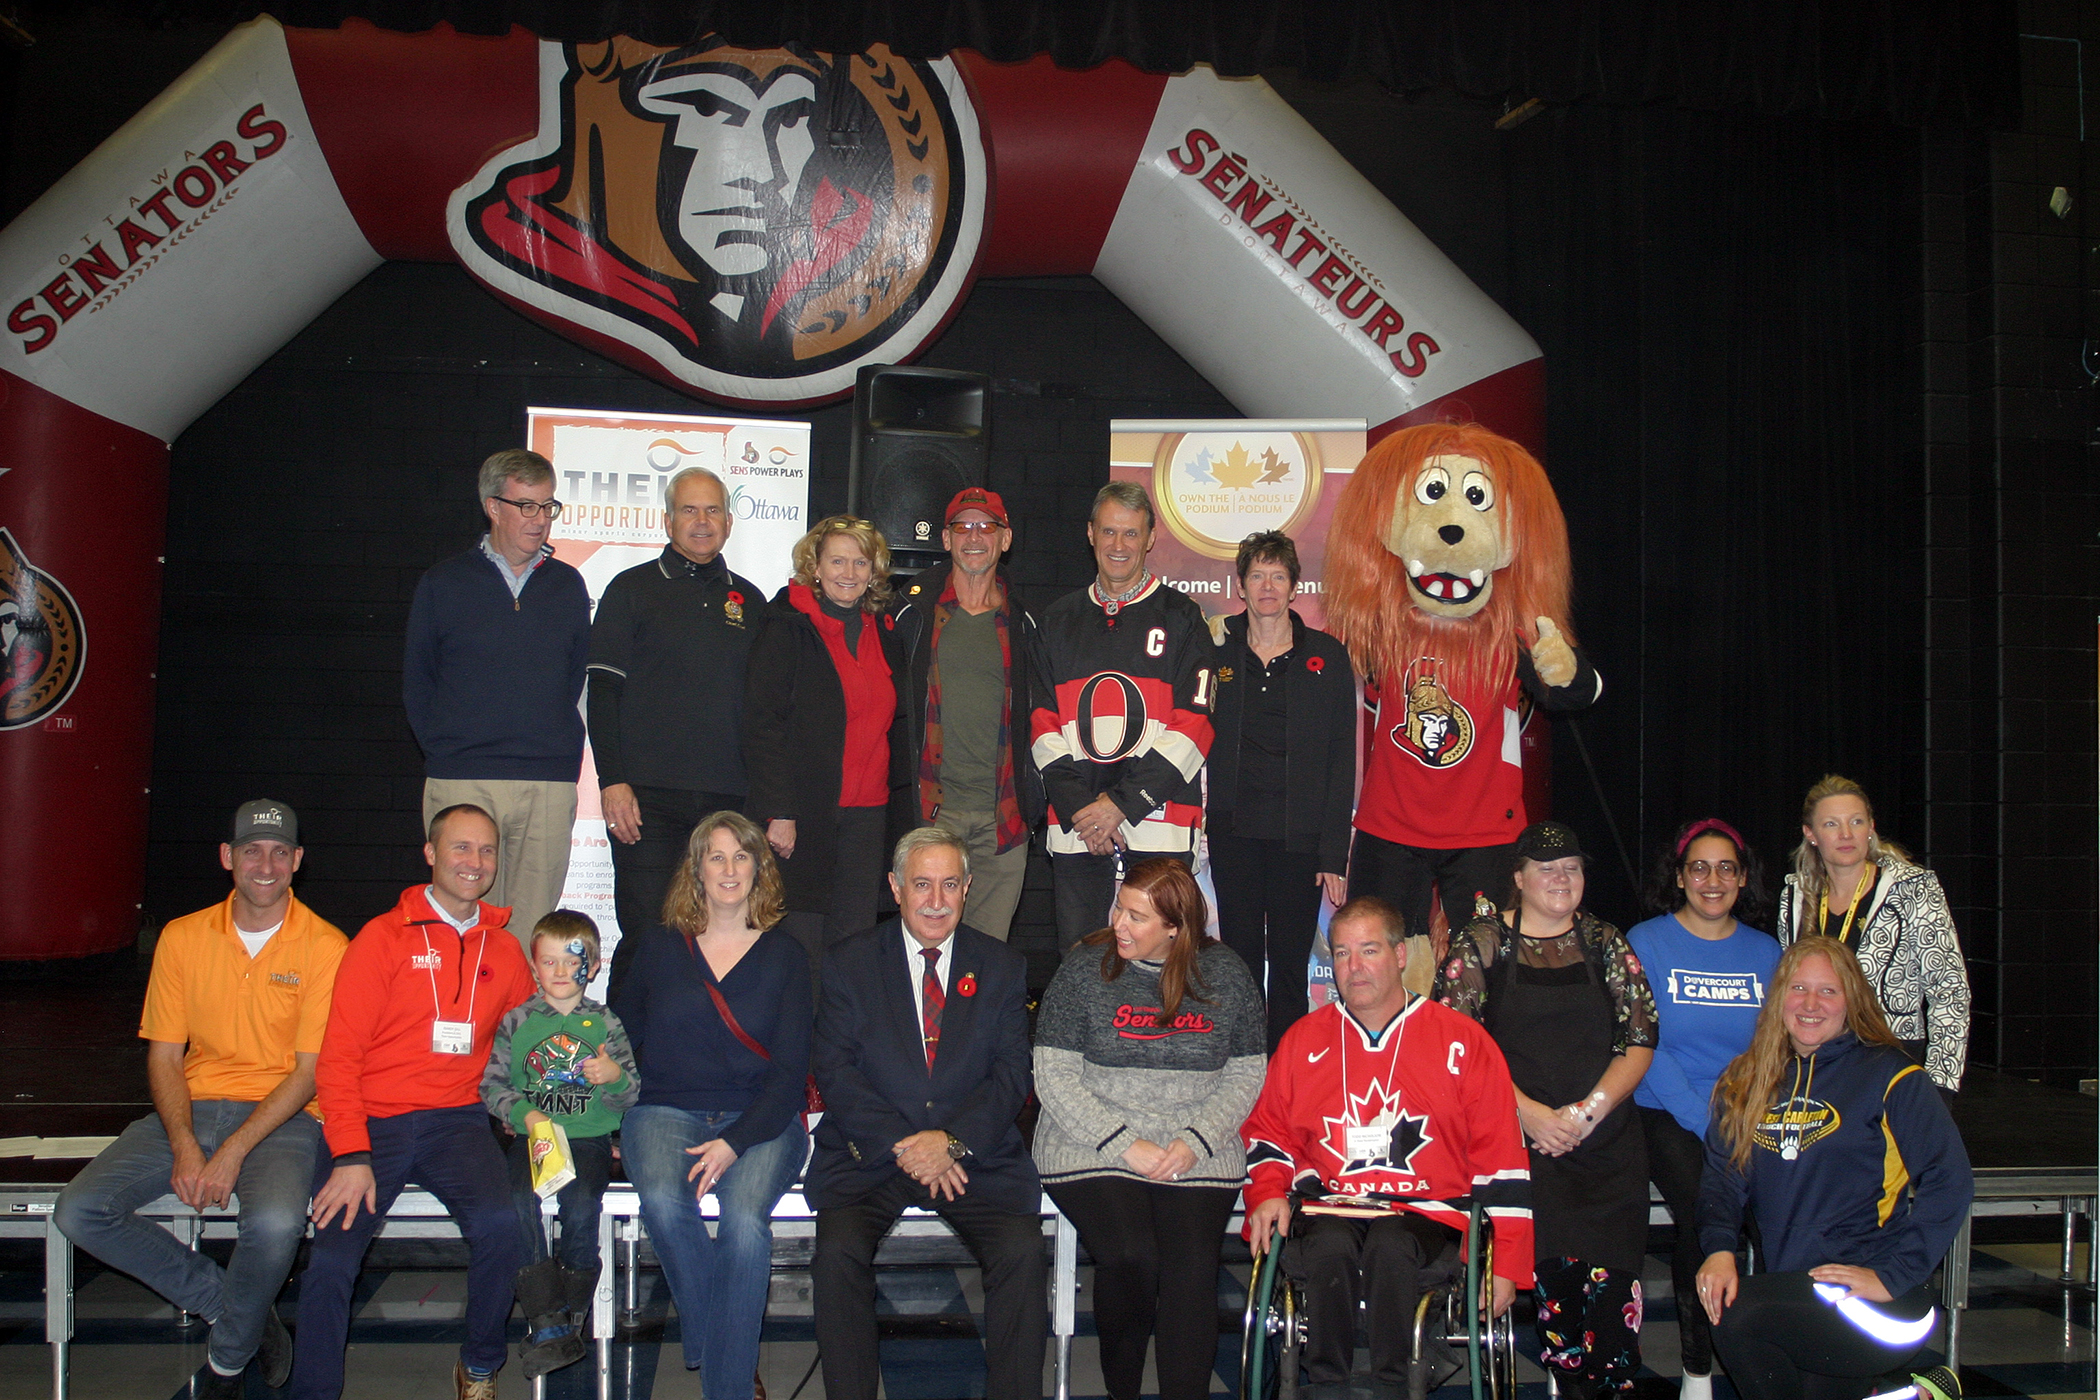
[422, 778, 577, 954]
[934, 808, 1029, 942]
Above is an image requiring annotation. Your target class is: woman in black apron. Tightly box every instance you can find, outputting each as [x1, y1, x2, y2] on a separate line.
[1434, 822, 1659, 1399]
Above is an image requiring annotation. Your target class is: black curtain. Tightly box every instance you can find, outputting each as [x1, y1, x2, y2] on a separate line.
[167, 0, 2017, 126]
[1497, 100, 1924, 924]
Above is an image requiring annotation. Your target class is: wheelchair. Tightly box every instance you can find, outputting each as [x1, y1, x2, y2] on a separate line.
[1239, 1196, 1517, 1400]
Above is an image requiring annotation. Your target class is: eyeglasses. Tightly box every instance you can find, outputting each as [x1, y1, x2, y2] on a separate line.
[948, 520, 1004, 534]
[493, 496, 565, 519]
[1684, 861, 1742, 881]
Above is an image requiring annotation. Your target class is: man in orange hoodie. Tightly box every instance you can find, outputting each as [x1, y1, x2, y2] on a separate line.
[289, 804, 536, 1400]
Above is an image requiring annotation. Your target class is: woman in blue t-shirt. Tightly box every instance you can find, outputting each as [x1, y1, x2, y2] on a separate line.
[1625, 819, 1781, 1400]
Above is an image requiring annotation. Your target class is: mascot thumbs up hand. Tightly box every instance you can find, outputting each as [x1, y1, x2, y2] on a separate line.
[1325, 424, 1601, 977]
[1530, 616, 1577, 688]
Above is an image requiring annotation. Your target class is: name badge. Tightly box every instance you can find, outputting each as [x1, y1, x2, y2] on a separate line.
[1345, 1124, 1390, 1164]
[432, 1019, 474, 1055]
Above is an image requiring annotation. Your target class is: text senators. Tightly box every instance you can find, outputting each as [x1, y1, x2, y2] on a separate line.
[1164, 126, 1441, 379]
[9, 103, 288, 354]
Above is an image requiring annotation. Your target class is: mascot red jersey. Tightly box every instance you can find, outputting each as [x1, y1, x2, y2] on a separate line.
[1325, 424, 1599, 976]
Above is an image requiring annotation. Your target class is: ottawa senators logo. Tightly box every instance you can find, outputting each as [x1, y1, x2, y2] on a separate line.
[1075, 672, 1150, 763]
[1390, 658, 1473, 769]
[0, 528, 84, 730]
[450, 35, 986, 407]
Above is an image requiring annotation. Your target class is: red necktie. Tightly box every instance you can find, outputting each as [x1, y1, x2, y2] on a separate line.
[921, 947, 944, 1069]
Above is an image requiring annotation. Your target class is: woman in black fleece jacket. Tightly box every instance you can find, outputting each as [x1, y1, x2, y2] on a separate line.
[743, 516, 911, 985]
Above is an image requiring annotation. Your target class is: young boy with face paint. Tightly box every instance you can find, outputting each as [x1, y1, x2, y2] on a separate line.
[480, 910, 640, 1378]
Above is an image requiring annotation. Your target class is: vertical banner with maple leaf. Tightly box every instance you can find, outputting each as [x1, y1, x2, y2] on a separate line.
[1111, 418, 1367, 1010]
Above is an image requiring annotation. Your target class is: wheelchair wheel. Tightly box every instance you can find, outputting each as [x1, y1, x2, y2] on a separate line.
[1239, 1241, 1304, 1400]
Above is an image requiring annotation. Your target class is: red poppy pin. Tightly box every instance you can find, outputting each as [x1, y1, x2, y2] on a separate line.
[956, 972, 978, 997]
[1307, 656, 1325, 673]
[725, 590, 744, 604]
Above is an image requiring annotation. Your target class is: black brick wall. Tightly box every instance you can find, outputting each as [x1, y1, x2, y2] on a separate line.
[1918, 2, 2100, 1087]
[146, 265, 1231, 986]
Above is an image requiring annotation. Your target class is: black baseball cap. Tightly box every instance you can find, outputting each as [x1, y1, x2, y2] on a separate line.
[230, 800, 298, 850]
[1511, 820, 1584, 863]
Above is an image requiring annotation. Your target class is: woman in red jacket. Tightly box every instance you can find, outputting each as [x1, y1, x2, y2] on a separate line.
[743, 515, 910, 986]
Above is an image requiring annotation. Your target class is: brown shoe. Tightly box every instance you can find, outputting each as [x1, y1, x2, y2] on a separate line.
[454, 1361, 499, 1400]
[755, 1368, 768, 1400]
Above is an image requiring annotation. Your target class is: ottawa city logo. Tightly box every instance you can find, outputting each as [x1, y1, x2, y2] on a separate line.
[0, 528, 84, 730]
[1390, 657, 1473, 770]
[450, 35, 986, 407]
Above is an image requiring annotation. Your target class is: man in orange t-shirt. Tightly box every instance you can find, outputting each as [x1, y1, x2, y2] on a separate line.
[290, 803, 535, 1400]
[55, 801, 347, 1400]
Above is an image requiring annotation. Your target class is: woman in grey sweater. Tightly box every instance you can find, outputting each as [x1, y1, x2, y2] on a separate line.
[1033, 858, 1267, 1400]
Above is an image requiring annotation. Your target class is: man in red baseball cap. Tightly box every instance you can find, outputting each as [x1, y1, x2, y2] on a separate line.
[886, 487, 1043, 941]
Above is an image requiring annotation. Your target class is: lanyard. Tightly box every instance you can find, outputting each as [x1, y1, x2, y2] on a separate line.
[1339, 1002, 1408, 1125]
[1819, 865, 1875, 948]
[421, 924, 484, 1028]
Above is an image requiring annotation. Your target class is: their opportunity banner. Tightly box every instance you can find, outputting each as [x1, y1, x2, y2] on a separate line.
[531, 407, 812, 992]
[1110, 419, 1366, 1010]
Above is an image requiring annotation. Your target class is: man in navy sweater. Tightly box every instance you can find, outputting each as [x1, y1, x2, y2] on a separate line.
[404, 448, 591, 954]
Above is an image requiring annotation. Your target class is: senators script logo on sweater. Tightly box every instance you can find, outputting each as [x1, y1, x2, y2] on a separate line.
[1111, 1004, 1215, 1039]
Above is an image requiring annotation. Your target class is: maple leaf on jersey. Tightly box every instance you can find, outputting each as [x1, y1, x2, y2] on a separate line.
[1212, 440, 1263, 490]
[1257, 447, 1292, 483]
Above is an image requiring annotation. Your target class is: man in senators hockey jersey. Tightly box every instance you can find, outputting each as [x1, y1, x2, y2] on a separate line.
[1242, 898, 1532, 1387]
[1031, 481, 1215, 950]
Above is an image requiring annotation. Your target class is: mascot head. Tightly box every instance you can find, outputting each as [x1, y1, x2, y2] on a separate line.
[1325, 422, 1573, 693]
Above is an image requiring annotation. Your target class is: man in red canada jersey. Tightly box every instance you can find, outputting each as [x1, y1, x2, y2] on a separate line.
[1242, 897, 1532, 1388]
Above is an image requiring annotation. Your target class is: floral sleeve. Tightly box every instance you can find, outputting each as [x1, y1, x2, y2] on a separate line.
[1593, 918, 1660, 1055]
[1433, 915, 1506, 1023]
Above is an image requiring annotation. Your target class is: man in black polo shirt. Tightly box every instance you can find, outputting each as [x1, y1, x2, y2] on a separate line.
[589, 465, 764, 998]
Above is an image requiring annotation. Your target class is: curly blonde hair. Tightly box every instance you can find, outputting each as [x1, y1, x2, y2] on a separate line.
[660, 811, 786, 935]
[1324, 423, 1573, 693]
[792, 514, 894, 613]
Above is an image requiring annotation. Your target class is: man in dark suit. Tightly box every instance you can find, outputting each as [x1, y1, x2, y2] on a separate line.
[810, 827, 1046, 1400]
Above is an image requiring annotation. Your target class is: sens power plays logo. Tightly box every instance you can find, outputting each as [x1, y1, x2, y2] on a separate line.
[452, 36, 986, 404]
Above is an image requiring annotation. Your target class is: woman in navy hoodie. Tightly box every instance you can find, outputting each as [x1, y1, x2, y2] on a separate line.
[1695, 937, 1971, 1400]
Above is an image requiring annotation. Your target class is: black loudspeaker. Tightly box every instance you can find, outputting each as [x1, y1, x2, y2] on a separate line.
[848, 365, 989, 565]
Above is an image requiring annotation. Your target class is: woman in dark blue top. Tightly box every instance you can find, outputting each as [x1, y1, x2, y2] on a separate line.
[1695, 937, 1971, 1400]
[612, 810, 811, 1400]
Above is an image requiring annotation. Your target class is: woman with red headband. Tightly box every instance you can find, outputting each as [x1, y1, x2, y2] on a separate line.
[1627, 819, 1781, 1400]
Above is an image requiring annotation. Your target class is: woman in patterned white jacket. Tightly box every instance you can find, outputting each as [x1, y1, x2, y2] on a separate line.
[1775, 774, 1971, 1098]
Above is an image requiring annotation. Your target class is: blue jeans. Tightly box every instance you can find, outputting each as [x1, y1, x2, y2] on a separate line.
[623, 1104, 807, 1396]
[55, 1103, 320, 1373]
[290, 1105, 519, 1398]
[505, 1128, 614, 1271]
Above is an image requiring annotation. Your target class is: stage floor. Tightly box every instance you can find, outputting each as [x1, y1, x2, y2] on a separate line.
[2, 955, 2091, 1399]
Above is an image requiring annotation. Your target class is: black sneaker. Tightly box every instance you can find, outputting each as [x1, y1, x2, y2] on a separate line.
[256, 1304, 293, 1389]
[190, 1360, 244, 1399]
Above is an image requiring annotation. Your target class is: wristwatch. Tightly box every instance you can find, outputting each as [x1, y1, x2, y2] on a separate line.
[944, 1132, 970, 1161]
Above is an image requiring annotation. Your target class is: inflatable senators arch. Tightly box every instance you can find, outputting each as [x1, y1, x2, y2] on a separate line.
[0, 17, 1541, 959]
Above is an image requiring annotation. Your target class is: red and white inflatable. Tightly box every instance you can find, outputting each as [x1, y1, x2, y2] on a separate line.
[0, 17, 1540, 958]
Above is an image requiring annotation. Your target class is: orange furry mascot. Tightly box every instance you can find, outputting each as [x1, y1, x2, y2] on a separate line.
[1325, 423, 1599, 958]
